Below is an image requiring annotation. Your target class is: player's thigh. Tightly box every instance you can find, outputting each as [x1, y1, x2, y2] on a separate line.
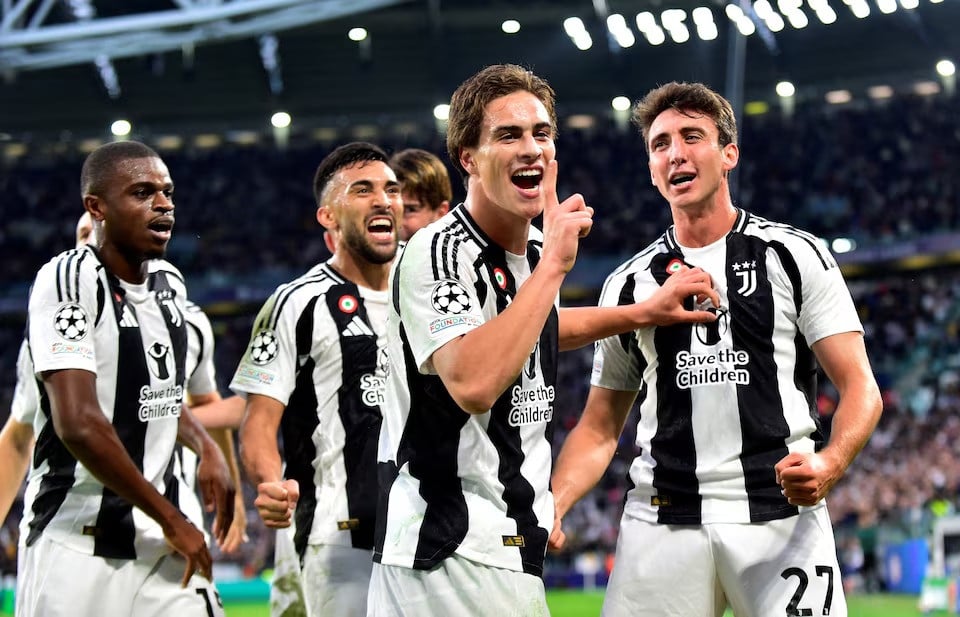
[271, 527, 307, 617]
[302, 544, 373, 617]
[367, 557, 548, 617]
[715, 508, 846, 617]
[133, 553, 226, 617]
[16, 536, 140, 617]
[602, 516, 726, 617]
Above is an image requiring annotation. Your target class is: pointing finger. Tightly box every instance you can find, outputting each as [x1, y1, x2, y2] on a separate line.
[542, 159, 558, 211]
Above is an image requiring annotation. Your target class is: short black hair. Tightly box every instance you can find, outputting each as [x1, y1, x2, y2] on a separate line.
[80, 140, 161, 198]
[312, 142, 390, 205]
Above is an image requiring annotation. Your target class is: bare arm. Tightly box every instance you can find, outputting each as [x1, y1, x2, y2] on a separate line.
[552, 387, 637, 522]
[190, 390, 247, 553]
[44, 368, 213, 585]
[239, 393, 298, 528]
[559, 267, 720, 351]
[189, 395, 246, 430]
[0, 417, 34, 522]
[776, 332, 882, 505]
[432, 159, 590, 413]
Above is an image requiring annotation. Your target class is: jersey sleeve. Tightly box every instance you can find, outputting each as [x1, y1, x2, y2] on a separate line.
[185, 303, 218, 398]
[11, 339, 39, 424]
[790, 237, 863, 346]
[28, 252, 100, 375]
[590, 269, 645, 392]
[230, 286, 306, 405]
[395, 232, 484, 374]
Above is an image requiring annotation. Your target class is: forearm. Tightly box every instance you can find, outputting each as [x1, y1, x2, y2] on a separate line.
[191, 395, 246, 430]
[177, 404, 220, 461]
[820, 383, 883, 472]
[59, 409, 182, 529]
[552, 428, 620, 519]
[560, 305, 643, 351]
[239, 407, 283, 487]
[0, 419, 34, 520]
[209, 428, 242, 489]
[437, 265, 566, 412]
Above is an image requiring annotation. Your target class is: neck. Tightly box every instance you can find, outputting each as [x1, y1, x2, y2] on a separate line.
[671, 191, 738, 248]
[97, 243, 149, 284]
[463, 185, 530, 255]
[329, 253, 392, 291]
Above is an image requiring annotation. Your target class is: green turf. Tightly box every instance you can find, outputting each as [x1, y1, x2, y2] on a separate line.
[217, 592, 925, 616]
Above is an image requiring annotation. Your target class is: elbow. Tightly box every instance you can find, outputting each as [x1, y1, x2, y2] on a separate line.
[445, 378, 500, 415]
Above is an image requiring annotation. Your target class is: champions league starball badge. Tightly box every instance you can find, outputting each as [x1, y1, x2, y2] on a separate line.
[431, 280, 472, 315]
[53, 303, 89, 341]
[249, 329, 280, 365]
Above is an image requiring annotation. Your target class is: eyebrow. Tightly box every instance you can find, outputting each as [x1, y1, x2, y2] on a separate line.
[129, 180, 174, 191]
[348, 179, 400, 190]
[491, 121, 554, 134]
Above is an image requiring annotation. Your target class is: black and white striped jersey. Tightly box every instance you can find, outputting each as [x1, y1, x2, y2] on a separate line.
[374, 206, 557, 577]
[230, 261, 388, 558]
[175, 300, 220, 532]
[26, 247, 188, 560]
[593, 209, 862, 525]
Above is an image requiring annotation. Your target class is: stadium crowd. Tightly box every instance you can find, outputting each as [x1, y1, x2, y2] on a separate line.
[2, 89, 959, 592]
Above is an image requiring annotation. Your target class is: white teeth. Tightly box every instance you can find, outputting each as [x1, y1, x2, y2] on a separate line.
[513, 169, 541, 177]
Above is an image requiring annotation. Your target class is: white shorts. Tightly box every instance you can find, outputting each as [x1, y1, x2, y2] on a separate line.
[367, 554, 548, 617]
[603, 507, 846, 617]
[302, 544, 373, 617]
[16, 535, 224, 617]
[271, 527, 307, 617]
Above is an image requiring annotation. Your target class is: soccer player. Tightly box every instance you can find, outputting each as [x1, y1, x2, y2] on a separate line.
[388, 148, 452, 241]
[19, 141, 235, 617]
[551, 82, 883, 617]
[234, 142, 401, 617]
[370, 64, 719, 616]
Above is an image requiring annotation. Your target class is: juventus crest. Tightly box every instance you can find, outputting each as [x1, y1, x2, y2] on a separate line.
[732, 260, 758, 297]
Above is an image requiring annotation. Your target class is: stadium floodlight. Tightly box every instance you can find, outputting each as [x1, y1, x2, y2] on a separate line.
[572, 32, 593, 50]
[433, 104, 450, 121]
[825, 89, 852, 104]
[876, 0, 897, 13]
[867, 84, 894, 98]
[913, 80, 940, 95]
[348, 27, 368, 42]
[831, 238, 857, 253]
[642, 27, 667, 44]
[776, 80, 796, 97]
[606, 14, 636, 48]
[271, 111, 291, 128]
[501, 19, 521, 34]
[635, 11, 658, 31]
[110, 119, 131, 137]
[936, 59, 956, 77]
[843, 0, 872, 18]
[611, 96, 632, 111]
[899, 0, 920, 9]
[563, 16, 587, 36]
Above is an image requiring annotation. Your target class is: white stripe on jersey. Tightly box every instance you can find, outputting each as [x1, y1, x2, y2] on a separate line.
[592, 209, 863, 525]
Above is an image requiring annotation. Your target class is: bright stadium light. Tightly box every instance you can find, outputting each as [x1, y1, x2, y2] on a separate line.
[876, 0, 897, 13]
[868, 84, 894, 99]
[501, 19, 521, 34]
[611, 96, 632, 111]
[831, 237, 857, 253]
[563, 16, 587, 36]
[110, 119, 131, 137]
[825, 89, 852, 104]
[271, 111, 291, 128]
[843, 0, 871, 18]
[899, 0, 919, 9]
[936, 59, 956, 77]
[776, 80, 796, 97]
[433, 104, 450, 120]
[348, 27, 368, 41]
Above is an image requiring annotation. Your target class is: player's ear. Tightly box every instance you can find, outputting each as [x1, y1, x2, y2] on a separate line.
[722, 142, 739, 172]
[460, 148, 477, 176]
[316, 204, 336, 230]
[84, 195, 105, 223]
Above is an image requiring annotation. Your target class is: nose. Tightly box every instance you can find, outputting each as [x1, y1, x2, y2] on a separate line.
[668, 141, 687, 165]
[154, 191, 174, 213]
[518, 132, 543, 162]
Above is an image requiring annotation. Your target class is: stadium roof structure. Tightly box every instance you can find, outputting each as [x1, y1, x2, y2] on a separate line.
[0, 0, 957, 140]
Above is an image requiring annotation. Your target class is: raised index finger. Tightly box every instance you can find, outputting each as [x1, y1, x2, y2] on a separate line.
[541, 158, 558, 213]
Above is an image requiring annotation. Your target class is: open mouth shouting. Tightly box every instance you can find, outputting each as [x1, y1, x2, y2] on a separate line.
[669, 172, 696, 188]
[148, 216, 174, 241]
[366, 215, 395, 242]
[511, 167, 544, 196]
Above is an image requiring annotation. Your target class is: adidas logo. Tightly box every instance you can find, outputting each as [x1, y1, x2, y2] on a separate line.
[118, 306, 139, 328]
[342, 316, 374, 337]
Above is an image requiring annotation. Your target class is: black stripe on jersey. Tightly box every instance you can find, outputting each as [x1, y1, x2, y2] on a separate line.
[648, 250, 703, 524]
[280, 296, 321, 560]
[616, 273, 640, 354]
[94, 275, 106, 326]
[726, 233, 797, 522]
[54, 249, 82, 302]
[488, 304, 558, 576]
[380, 324, 470, 569]
[93, 274, 154, 559]
[749, 217, 835, 270]
[325, 282, 382, 550]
